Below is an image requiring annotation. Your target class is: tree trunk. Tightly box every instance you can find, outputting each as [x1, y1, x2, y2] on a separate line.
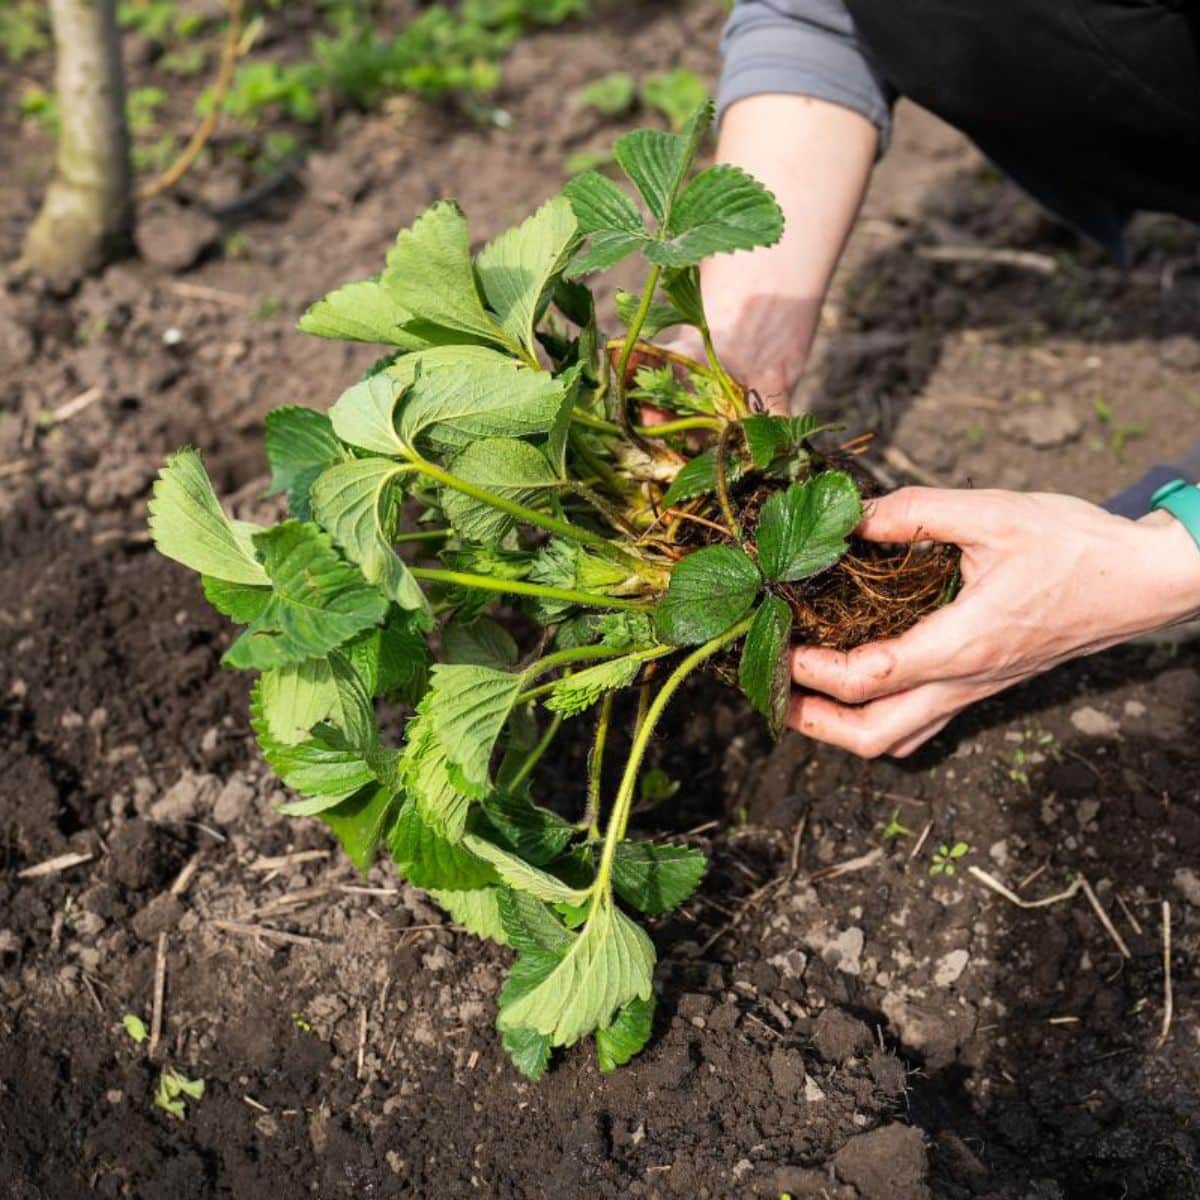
[20, 0, 132, 281]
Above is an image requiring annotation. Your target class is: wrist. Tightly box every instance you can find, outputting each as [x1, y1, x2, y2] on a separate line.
[1136, 509, 1200, 628]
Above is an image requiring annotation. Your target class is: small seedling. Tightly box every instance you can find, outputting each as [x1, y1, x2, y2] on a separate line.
[151, 102, 955, 1078]
[640, 68, 706, 131]
[122, 1014, 149, 1044]
[639, 768, 679, 807]
[880, 809, 914, 841]
[154, 1068, 205, 1120]
[291, 1011, 313, 1033]
[577, 72, 635, 117]
[1092, 397, 1146, 463]
[929, 842, 970, 877]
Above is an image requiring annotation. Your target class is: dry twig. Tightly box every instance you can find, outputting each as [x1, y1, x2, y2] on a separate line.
[18, 851, 94, 879]
[211, 919, 322, 946]
[808, 847, 883, 884]
[140, 0, 246, 201]
[149, 932, 168, 1059]
[1157, 901, 1173, 1050]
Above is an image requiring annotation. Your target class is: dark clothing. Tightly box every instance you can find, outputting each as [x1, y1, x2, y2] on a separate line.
[720, 0, 1200, 257]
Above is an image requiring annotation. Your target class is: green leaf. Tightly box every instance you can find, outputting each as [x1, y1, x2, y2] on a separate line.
[613, 100, 712, 224]
[497, 888, 575, 956]
[123, 1013, 149, 1043]
[561, 171, 648, 277]
[258, 657, 338, 744]
[478, 791, 575, 866]
[544, 654, 644, 717]
[501, 1024, 552, 1081]
[321, 651, 378, 752]
[755, 471, 862, 583]
[328, 373, 408, 456]
[741, 413, 825, 469]
[380, 201, 515, 353]
[430, 886, 511, 945]
[497, 900, 656, 1047]
[596, 993, 655, 1073]
[149, 449, 268, 586]
[463, 833, 591, 904]
[440, 438, 559, 546]
[428, 664, 524, 798]
[201, 577, 271, 622]
[311, 457, 432, 622]
[564, 229, 648, 277]
[649, 164, 784, 268]
[474, 195, 579, 359]
[654, 544, 761, 645]
[660, 447, 746, 507]
[344, 611, 430, 703]
[297, 278, 428, 349]
[562, 171, 645, 236]
[739, 595, 794, 739]
[222, 522, 389, 670]
[251, 681, 377, 806]
[612, 841, 707, 913]
[389, 797, 497, 890]
[398, 698, 475, 841]
[319, 784, 397, 874]
[395, 348, 567, 452]
[442, 616, 519, 669]
[264, 407, 346, 521]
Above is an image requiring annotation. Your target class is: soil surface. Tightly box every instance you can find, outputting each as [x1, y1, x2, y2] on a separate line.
[4, 4, 1200, 1198]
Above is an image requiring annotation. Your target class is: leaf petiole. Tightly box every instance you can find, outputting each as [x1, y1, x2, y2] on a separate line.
[400, 455, 656, 579]
[506, 712, 563, 791]
[409, 566, 653, 612]
[572, 409, 724, 439]
[593, 615, 754, 897]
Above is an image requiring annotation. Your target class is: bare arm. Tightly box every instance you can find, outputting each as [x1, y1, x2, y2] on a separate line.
[699, 94, 877, 412]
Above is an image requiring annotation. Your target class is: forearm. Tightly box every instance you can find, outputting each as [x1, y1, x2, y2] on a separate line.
[701, 94, 877, 402]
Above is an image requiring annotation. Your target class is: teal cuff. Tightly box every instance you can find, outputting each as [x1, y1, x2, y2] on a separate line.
[1150, 479, 1200, 554]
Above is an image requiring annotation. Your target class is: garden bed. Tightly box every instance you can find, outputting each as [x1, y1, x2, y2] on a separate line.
[3, 3, 1200, 1197]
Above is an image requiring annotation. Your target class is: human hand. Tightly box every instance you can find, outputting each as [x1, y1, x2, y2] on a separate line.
[658, 293, 818, 417]
[788, 487, 1200, 757]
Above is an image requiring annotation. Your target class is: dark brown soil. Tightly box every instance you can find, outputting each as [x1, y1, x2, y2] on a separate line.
[4, 4, 1200, 1199]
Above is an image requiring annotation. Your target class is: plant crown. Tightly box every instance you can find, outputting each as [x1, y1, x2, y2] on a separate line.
[150, 102, 865, 1077]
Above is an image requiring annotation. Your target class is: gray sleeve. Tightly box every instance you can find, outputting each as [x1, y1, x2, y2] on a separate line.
[718, 0, 894, 151]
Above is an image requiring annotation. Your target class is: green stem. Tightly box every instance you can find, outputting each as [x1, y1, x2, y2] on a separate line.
[517, 644, 672, 704]
[393, 527, 451, 545]
[572, 410, 724, 439]
[612, 265, 663, 440]
[507, 712, 562, 790]
[403, 455, 651, 577]
[700, 322, 749, 417]
[594, 617, 753, 893]
[409, 567, 651, 612]
[525, 642, 640, 679]
[583, 691, 614, 840]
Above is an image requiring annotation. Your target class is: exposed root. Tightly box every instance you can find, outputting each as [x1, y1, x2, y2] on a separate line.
[780, 539, 960, 651]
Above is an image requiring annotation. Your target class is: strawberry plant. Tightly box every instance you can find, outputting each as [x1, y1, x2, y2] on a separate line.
[150, 102, 953, 1077]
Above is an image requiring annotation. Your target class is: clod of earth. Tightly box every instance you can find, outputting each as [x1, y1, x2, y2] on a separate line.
[148, 100, 958, 1077]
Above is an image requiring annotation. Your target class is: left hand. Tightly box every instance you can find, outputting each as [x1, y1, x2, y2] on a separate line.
[788, 487, 1200, 757]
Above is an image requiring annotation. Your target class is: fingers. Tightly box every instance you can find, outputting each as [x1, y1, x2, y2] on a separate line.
[857, 487, 1008, 546]
[790, 602, 979, 705]
[787, 684, 963, 759]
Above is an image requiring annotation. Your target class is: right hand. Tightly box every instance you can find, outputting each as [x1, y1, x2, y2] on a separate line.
[659, 295, 817, 417]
